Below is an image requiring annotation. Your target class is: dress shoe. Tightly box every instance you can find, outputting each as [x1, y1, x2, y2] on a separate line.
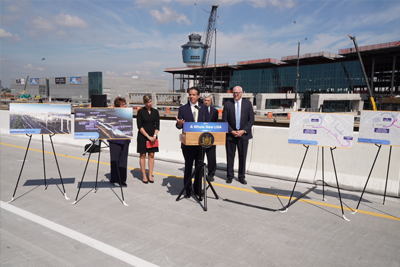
[121, 182, 127, 187]
[195, 190, 204, 198]
[208, 176, 215, 182]
[239, 179, 247, 185]
[226, 177, 233, 184]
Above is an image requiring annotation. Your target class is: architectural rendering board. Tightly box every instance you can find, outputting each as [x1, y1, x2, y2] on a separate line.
[9, 103, 71, 135]
[288, 112, 354, 148]
[358, 111, 400, 147]
[74, 108, 133, 140]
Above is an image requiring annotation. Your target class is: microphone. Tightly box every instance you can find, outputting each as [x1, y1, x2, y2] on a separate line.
[194, 105, 205, 122]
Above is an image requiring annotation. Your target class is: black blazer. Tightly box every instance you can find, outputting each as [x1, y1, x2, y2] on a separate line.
[208, 106, 219, 122]
[176, 102, 210, 128]
[222, 99, 254, 141]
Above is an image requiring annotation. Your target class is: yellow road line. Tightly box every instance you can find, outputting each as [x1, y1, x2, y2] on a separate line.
[1, 142, 399, 221]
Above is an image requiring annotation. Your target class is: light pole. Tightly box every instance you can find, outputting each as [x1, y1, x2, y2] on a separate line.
[294, 41, 300, 111]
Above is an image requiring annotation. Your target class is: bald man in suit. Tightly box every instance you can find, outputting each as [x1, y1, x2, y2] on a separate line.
[222, 86, 254, 184]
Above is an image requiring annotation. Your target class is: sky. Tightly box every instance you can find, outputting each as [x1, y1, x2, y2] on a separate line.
[1, 0, 400, 89]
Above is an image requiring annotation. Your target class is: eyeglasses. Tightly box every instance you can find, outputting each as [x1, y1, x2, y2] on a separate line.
[233, 92, 242, 95]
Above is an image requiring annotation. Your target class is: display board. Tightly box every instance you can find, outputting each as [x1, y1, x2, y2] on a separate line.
[70, 77, 82, 84]
[74, 108, 133, 139]
[10, 103, 72, 135]
[358, 111, 400, 147]
[288, 112, 354, 148]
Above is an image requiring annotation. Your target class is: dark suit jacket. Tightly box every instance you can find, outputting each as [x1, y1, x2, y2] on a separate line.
[176, 103, 210, 146]
[208, 106, 219, 122]
[222, 98, 254, 141]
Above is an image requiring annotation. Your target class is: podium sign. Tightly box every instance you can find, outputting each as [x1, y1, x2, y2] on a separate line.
[180, 122, 228, 146]
[183, 122, 228, 133]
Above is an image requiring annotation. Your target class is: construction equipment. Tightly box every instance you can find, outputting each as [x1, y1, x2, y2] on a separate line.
[348, 34, 377, 111]
[199, 5, 218, 92]
[18, 76, 31, 101]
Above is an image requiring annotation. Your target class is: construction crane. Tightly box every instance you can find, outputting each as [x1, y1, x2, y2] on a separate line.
[348, 34, 377, 111]
[199, 5, 218, 92]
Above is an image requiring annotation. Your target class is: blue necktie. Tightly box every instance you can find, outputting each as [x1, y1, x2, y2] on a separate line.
[236, 101, 240, 130]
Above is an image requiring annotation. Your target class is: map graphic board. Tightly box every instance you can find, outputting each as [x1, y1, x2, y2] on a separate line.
[358, 111, 400, 147]
[10, 103, 71, 135]
[74, 108, 133, 140]
[288, 112, 354, 148]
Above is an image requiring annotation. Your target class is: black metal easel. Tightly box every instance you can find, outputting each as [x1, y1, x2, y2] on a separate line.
[352, 144, 394, 214]
[281, 145, 350, 221]
[71, 139, 128, 206]
[9, 134, 69, 202]
[176, 146, 219, 211]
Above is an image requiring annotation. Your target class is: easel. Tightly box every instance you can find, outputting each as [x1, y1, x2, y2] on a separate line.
[175, 123, 227, 211]
[281, 145, 350, 221]
[9, 134, 69, 202]
[352, 144, 394, 214]
[71, 139, 128, 206]
[176, 144, 219, 211]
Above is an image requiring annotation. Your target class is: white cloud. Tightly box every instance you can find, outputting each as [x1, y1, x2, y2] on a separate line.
[174, 0, 244, 6]
[139, 0, 293, 8]
[0, 28, 21, 41]
[23, 64, 45, 71]
[106, 32, 183, 50]
[105, 71, 119, 76]
[54, 13, 89, 28]
[135, 0, 172, 8]
[150, 7, 191, 25]
[248, 0, 295, 9]
[31, 16, 55, 30]
[123, 69, 153, 77]
[28, 13, 88, 36]
[56, 30, 70, 37]
[107, 42, 145, 50]
[142, 61, 162, 68]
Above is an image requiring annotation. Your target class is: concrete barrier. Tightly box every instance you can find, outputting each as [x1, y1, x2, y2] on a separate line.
[1, 110, 399, 197]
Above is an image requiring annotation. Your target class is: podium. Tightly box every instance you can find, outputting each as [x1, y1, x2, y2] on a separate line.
[176, 122, 228, 211]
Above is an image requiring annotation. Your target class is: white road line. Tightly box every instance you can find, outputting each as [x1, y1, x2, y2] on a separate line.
[0, 201, 159, 267]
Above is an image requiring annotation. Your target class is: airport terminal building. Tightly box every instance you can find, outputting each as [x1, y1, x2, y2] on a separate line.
[165, 40, 400, 111]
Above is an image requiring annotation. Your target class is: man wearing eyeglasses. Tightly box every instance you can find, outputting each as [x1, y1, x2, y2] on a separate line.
[222, 86, 255, 184]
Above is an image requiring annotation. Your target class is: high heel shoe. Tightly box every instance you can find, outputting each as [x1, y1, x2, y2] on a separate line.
[148, 174, 154, 183]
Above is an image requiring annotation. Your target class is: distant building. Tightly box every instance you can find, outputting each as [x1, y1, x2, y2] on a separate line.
[103, 76, 169, 102]
[10, 72, 168, 102]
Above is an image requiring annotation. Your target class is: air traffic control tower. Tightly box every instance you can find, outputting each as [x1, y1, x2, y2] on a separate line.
[181, 33, 206, 67]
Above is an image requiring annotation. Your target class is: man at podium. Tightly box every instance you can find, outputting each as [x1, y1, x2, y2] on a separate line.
[175, 87, 210, 198]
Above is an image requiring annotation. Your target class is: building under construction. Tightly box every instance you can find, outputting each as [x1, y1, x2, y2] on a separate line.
[165, 40, 400, 111]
